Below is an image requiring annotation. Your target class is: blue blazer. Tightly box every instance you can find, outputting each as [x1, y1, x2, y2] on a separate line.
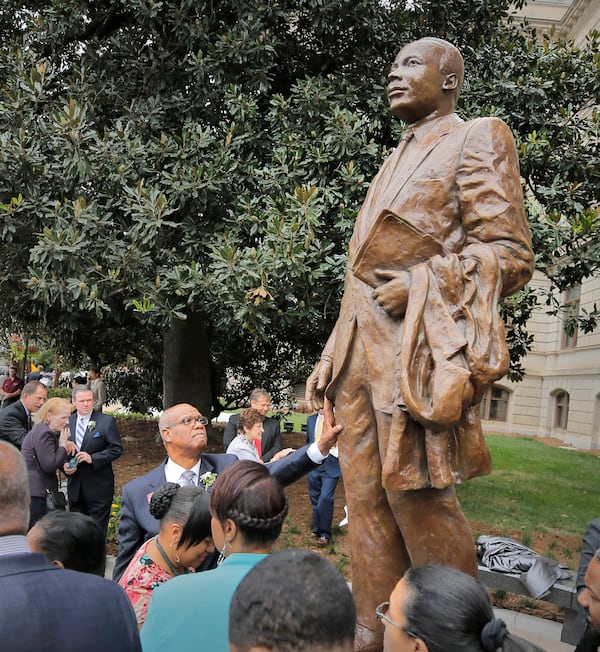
[113, 447, 318, 581]
[67, 410, 123, 504]
[0, 552, 141, 651]
[306, 414, 341, 479]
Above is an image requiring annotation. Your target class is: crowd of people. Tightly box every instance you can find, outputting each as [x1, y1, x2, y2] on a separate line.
[1, 376, 598, 651]
[0, 32, 598, 650]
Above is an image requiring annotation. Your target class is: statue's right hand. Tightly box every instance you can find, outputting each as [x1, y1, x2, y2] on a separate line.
[305, 357, 333, 412]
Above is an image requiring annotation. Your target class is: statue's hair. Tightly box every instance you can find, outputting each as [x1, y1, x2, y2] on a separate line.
[417, 37, 464, 98]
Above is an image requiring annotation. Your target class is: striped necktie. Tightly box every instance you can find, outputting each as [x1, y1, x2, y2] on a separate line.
[76, 418, 86, 448]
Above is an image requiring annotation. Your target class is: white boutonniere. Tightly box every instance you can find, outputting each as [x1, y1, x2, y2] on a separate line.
[87, 420, 96, 431]
[199, 471, 217, 490]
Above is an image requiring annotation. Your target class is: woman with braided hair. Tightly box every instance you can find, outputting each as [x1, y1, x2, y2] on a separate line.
[141, 460, 288, 652]
[377, 565, 547, 652]
[118, 482, 213, 629]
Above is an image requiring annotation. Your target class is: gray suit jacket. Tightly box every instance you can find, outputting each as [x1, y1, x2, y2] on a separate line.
[223, 414, 283, 462]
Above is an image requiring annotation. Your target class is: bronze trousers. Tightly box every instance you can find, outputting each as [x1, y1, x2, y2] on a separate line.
[334, 336, 478, 651]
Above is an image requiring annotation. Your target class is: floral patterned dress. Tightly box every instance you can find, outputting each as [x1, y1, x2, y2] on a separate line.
[118, 538, 174, 627]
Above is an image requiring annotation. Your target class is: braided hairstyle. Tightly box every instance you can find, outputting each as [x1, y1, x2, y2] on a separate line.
[210, 460, 288, 548]
[149, 482, 212, 548]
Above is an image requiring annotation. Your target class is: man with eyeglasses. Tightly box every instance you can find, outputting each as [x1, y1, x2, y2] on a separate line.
[112, 400, 341, 581]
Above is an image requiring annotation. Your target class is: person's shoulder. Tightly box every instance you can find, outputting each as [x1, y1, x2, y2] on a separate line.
[203, 452, 238, 469]
[94, 411, 115, 423]
[463, 115, 513, 137]
[123, 462, 166, 492]
[0, 402, 21, 421]
[228, 413, 240, 423]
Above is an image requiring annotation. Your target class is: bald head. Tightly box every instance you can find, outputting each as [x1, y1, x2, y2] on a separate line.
[0, 441, 30, 534]
[158, 403, 208, 467]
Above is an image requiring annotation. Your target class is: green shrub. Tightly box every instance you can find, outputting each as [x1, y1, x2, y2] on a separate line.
[48, 387, 73, 399]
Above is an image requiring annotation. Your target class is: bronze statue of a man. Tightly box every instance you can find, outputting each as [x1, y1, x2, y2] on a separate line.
[306, 37, 533, 651]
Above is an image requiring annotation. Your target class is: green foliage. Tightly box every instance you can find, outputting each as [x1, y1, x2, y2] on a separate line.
[47, 387, 72, 399]
[0, 1, 597, 401]
[103, 366, 163, 413]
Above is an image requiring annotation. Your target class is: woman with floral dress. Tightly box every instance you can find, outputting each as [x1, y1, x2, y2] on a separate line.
[118, 482, 213, 628]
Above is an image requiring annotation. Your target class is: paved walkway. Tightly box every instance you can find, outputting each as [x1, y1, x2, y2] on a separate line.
[495, 608, 574, 651]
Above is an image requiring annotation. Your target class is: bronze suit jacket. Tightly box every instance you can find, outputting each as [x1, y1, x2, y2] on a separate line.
[322, 113, 534, 491]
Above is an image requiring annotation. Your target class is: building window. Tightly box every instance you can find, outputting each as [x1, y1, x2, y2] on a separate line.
[561, 286, 580, 349]
[554, 391, 569, 429]
[480, 385, 510, 421]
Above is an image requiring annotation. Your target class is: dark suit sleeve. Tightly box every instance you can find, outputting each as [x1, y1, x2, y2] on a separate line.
[223, 414, 238, 451]
[306, 415, 316, 446]
[576, 518, 600, 591]
[266, 444, 317, 487]
[112, 481, 144, 582]
[34, 426, 68, 473]
[0, 405, 28, 449]
[90, 414, 123, 470]
[261, 418, 283, 463]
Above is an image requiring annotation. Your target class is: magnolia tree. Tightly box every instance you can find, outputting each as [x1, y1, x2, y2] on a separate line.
[0, 0, 597, 413]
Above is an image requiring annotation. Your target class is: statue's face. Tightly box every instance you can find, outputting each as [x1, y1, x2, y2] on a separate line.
[387, 40, 450, 124]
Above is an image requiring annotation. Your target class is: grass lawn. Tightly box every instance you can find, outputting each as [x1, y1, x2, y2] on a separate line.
[457, 434, 599, 540]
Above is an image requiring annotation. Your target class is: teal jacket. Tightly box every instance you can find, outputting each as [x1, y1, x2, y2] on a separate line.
[141, 553, 267, 652]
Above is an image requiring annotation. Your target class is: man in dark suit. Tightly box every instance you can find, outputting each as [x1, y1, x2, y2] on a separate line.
[0, 381, 48, 449]
[306, 409, 341, 547]
[222, 388, 283, 461]
[0, 440, 141, 652]
[63, 385, 122, 538]
[113, 400, 341, 581]
[305, 38, 534, 650]
[576, 549, 600, 652]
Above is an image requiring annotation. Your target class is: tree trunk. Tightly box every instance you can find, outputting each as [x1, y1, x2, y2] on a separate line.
[162, 312, 212, 417]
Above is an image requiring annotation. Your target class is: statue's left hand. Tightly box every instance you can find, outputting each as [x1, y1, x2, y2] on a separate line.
[373, 270, 410, 318]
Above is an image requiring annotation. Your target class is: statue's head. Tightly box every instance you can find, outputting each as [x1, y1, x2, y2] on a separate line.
[387, 37, 464, 124]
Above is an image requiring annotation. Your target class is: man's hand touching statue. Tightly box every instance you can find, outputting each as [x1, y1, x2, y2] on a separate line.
[316, 397, 341, 457]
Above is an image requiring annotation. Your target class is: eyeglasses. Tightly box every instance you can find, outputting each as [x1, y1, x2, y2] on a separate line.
[375, 602, 419, 639]
[167, 415, 208, 428]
